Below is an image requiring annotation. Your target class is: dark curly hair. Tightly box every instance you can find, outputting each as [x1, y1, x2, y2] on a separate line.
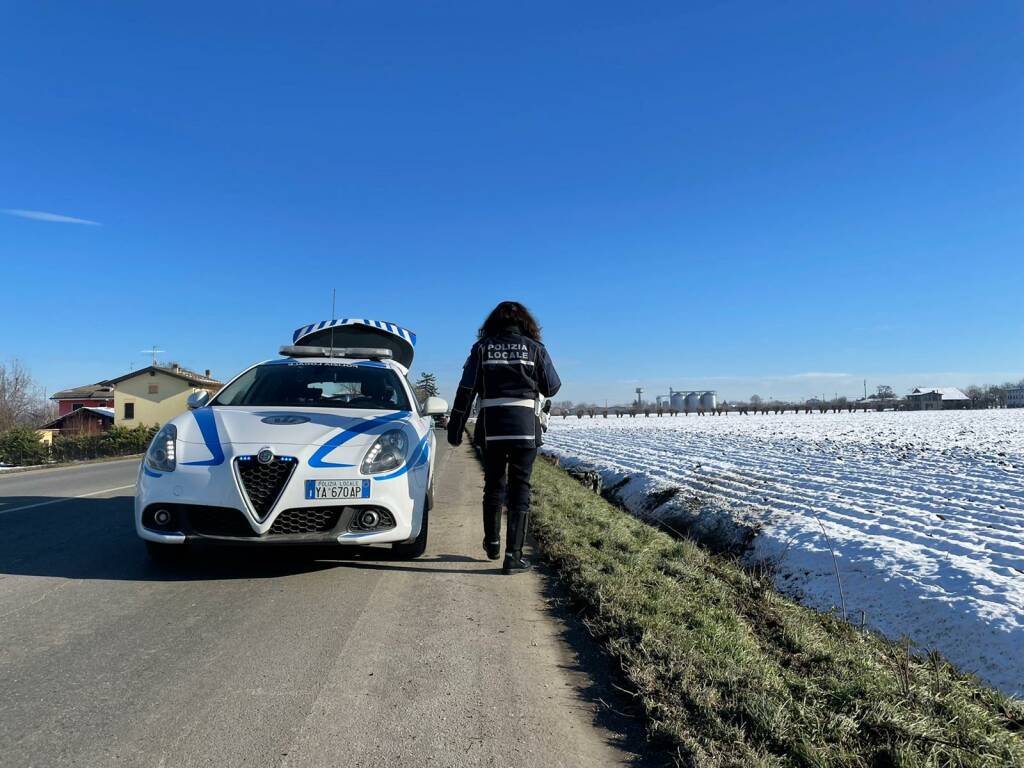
[478, 301, 542, 342]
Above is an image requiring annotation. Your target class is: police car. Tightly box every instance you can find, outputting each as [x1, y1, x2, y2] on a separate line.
[135, 319, 446, 562]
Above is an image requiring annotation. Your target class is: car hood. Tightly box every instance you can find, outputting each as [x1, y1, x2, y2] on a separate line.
[174, 406, 412, 449]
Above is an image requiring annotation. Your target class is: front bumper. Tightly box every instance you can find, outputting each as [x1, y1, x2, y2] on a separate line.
[135, 456, 427, 546]
[137, 502, 402, 545]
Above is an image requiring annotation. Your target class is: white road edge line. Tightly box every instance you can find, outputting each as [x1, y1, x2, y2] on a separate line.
[0, 484, 137, 516]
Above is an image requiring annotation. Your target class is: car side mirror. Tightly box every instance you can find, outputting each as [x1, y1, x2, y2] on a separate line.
[187, 390, 210, 410]
[424, 396, 448, 416]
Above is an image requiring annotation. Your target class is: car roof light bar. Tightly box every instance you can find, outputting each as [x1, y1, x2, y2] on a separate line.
[279, 345, 394, 360]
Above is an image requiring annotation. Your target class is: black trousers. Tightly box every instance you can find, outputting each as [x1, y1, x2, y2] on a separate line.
[482, 444, 538, 556]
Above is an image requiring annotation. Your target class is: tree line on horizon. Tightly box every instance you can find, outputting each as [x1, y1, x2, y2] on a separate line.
[551, 379, 1024, 413]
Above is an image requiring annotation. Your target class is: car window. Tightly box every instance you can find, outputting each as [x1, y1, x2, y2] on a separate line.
[406, 375, 425, 415]
[212, 362, 411, 411]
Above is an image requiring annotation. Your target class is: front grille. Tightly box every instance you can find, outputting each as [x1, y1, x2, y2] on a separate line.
[236, 456, 296, 520]
[187, 506, 257, 537]
[269, 507, 343, 535]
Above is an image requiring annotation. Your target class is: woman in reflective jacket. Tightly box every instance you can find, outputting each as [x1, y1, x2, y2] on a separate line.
[447, 301, 561, 573]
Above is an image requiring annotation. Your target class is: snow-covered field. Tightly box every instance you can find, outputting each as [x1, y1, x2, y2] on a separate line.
[543, 409, 1024, 696]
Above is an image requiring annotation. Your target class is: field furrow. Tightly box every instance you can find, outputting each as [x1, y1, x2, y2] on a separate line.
[544, 409, 1024, 695]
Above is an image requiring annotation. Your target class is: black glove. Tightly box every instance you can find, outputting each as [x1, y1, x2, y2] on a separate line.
[447, 421, 463, 447]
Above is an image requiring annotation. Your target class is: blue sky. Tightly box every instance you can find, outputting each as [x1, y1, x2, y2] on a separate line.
[2, 2, 1021, 404]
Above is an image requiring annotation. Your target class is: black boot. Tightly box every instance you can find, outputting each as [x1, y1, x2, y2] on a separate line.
[502, 550, 531, 574]
[482, 538, 501, 560]
[481, 492, 503, 562]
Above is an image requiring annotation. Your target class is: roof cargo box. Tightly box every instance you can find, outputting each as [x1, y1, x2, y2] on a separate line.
[290, 319, 417, 369]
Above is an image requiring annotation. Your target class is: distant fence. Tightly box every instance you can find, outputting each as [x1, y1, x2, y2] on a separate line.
[554, 402, 982, 419]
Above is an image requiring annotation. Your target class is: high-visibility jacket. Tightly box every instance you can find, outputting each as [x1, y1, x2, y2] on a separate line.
[448, 327, 561, 449]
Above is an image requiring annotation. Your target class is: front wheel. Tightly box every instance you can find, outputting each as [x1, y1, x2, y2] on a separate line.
[145, 540, 189, 565]
[392, 508, 429, 559]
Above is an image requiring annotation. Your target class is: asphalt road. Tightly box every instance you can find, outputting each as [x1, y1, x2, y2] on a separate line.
[0, 445, 643, 767]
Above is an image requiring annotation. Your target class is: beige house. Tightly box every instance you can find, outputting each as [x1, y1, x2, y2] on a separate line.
[108, 365, 223, 427]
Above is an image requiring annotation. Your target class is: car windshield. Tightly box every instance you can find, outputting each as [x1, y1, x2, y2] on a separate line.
[211, 362, 411, 411]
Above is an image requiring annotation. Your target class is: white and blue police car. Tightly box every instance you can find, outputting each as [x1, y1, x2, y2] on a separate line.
[135, 319, 446, 562]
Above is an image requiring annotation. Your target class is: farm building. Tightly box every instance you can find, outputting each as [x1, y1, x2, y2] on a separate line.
[38, 406, 115, 443]
[907, 387, 971, 411]
[1007, 387, 1024, 408]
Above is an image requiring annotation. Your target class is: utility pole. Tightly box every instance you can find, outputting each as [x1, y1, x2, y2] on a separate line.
[863, 379, 867, 400]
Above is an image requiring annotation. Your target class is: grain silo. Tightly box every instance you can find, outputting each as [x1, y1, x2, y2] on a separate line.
[685, 391, 701, 411]
[670, 391, 686, 410]
[700, 391, 717, 410]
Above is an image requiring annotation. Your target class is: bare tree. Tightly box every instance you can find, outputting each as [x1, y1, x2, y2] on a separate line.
[987, 384, 1009, 407]
[965, 385, 985, 404]
[0, 360, 50, 432]
[750, 394, 763, 406]
[960, 379, 1024, 408]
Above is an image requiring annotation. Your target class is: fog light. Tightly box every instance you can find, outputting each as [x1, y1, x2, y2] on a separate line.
[358, 510, 380, 529]
[154, 509, 172, 526]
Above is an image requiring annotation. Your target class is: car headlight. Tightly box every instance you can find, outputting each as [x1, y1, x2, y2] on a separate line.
[360, 429, 408, 474]
[146, 424, 177, 473]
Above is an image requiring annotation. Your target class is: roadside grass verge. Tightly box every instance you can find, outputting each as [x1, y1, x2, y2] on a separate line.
[529, 456, 1024, 767]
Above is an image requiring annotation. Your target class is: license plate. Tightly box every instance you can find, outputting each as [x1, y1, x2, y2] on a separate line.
[305, 479, 370, 500]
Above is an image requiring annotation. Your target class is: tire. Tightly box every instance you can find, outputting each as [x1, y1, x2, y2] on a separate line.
[145, 540, 189, 565]
[425, 474, 435, 512]
[392, 507, 429, 559]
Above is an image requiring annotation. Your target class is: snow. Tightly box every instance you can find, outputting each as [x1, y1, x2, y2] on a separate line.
[911, 387, 970, 400]
[543, 409, 1024, 696]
